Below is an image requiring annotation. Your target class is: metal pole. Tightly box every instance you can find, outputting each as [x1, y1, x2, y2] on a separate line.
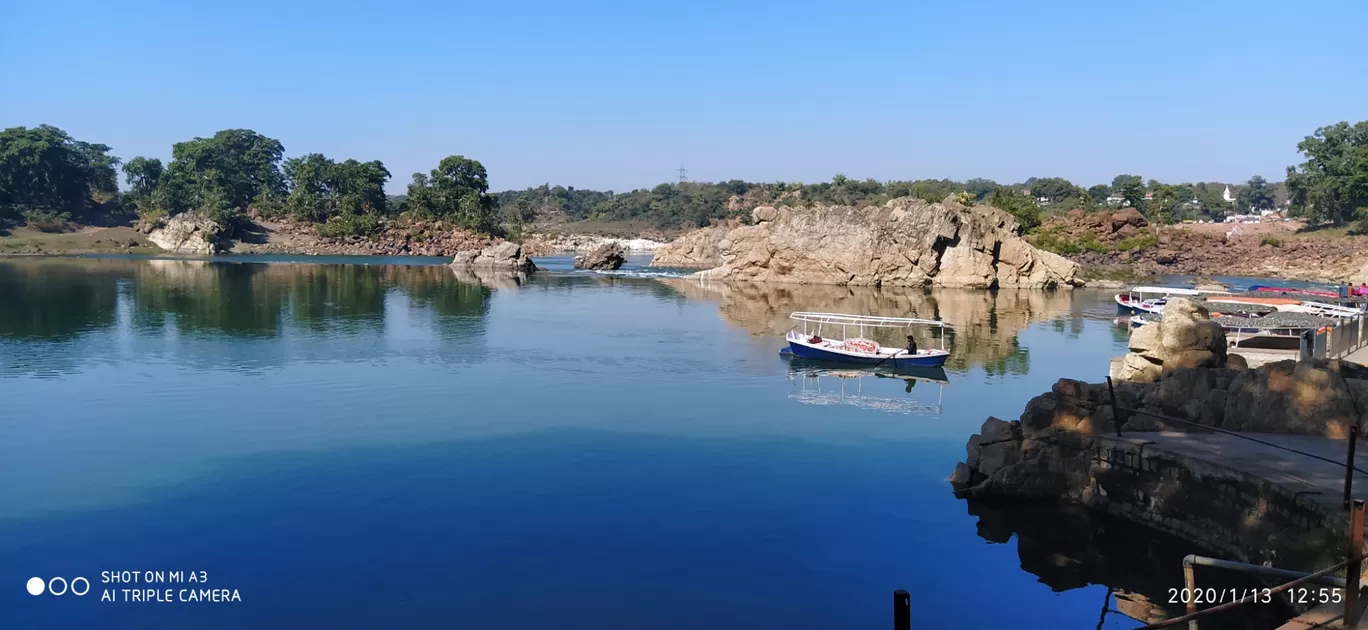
[1348, 500, 1365, 627]
[1183, 558, 1198, 630]
[893, 589, 910, 630]
[1350, 425, 1360, 510]
[1107, 376, 1123, 437]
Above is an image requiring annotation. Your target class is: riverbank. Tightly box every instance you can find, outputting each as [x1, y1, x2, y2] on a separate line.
[1034, 210, 1368, 283]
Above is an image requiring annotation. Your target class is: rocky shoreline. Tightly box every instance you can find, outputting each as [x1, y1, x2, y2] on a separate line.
[950, 299, 1368, 580]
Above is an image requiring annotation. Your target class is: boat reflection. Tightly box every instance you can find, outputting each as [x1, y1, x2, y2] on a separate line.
[782, 354, 948, 415]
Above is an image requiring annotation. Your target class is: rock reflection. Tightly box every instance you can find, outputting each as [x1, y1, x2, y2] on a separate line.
[664, 280, 1075, 372]
[965, 500, 1291, 630]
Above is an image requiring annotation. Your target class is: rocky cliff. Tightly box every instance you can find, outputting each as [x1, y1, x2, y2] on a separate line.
[650, 197, 1080, 288]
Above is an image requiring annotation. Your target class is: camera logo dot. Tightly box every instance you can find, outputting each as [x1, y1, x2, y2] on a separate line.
[26, 576, 89, 596]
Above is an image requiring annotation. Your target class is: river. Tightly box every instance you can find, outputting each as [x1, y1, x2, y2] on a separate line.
[0, 256, 1292, 629]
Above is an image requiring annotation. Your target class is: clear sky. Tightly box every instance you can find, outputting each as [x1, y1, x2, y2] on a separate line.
[3, 0, 1365, 192]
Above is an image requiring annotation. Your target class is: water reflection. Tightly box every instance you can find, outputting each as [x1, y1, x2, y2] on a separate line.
[0, 259, 495, 376]
[663, 280, 1077, 372]
[784, 362, 947, 415]
[965, 500, 1291, 630]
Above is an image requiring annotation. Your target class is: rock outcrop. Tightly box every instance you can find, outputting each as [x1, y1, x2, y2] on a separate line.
[573, 242, 626, 270]
[954, 358, 1368, 501]
[449, 242, 537, 272]
[649, 224, 730, 268]
[146, 213, 227, 254]
[650, 197, 1080, 288]
[1112, 298, 1226, 382]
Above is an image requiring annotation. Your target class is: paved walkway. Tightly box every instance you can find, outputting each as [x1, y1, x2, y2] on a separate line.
[1108, 431, 1366, 514]
[1107, 431, 1368, 629]
[1343, 344, 1368, 365]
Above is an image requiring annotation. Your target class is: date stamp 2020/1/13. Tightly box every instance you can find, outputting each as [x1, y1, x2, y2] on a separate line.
[1168, 587, 1343, 606]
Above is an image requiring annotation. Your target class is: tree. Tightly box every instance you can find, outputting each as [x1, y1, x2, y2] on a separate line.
[962, 178, 998, 200]
[1112, 174, 1143, 191]
[1119, 178, 1146, 210]
[0, 125, 120, 223]
[1236, 175, 1277, 212]
[168, 129, 286, 213]
[406, 155, 498, 233]
[1286, 121, 1368, 226]
[985, 187, 1040, 231]
[1028, 177, 1076, 203]
[1146, 180, 1180, 225]
[121, 156, 166, 217]
[1087, 184, 1111, 204]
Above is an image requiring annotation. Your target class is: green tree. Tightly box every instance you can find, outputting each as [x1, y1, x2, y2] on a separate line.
[1146, 180, 1180, 224]
[962, 178, 998, 200]
[1286, 121, 1368, 226]
[1087, 184, 1111, 204]
[121, 156, 167, 217]
[406, 155, 498, 233]
[1236, 175, 1277, 212]
[1119, 178, 1146, 210]
[985, 187, 1040, 231]
[0, 125, 118, 215]
[1112, 174, 1143, 191]
[167, 129, 286, 213]
[1028, 177, 1076, 203]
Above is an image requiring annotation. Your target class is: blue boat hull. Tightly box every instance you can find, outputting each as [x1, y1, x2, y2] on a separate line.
[786, 341, 949, 368]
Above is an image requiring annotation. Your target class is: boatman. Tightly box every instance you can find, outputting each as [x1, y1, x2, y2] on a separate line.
[905, 335, 918, 355]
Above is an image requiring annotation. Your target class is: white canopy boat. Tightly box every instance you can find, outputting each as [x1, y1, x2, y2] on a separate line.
[783, 312, 950, 368]
[1115, 286, 1229, 315]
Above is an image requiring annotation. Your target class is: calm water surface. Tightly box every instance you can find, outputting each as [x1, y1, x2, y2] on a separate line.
[0, 257, 1279, 628]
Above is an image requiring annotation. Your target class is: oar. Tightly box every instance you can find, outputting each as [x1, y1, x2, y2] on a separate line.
[871, 348, 905, 368]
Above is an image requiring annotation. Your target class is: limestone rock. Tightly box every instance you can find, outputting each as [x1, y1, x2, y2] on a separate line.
[146, 212, 226, 254]
[649, 224, 730, 268]
[1115, 298, 1227, 382]
[573, 242, 627, 270]
[450, 241, 537, 272]
[650, 197, 1081, 288]
[752, 206, 778, 224]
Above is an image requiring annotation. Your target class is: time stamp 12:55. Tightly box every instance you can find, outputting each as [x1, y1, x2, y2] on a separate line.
[1168, 588, 1343, 605]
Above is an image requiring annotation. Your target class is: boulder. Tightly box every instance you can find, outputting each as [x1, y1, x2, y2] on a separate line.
[1115, 298, 1227, 382]
[654, 197, 1080, 288]
[573, 242, 627, 270]
[450, 241, 537, 272]
[1223, 360, 1367, 438]
[146, 212, 226, 254]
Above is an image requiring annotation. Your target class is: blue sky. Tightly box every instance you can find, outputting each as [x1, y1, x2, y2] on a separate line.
[3, 0, 1365, 192]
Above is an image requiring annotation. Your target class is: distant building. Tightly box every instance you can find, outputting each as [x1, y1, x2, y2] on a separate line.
[1222, 185, 1236, 203]
[1105, 194, 1125, 206]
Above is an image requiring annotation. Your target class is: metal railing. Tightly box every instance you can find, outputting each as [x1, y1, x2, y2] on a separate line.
[1302, 315, 1368, 360]
[1135, 500, 1366, 629]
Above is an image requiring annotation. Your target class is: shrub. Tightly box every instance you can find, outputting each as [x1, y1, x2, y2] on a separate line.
[316, 213, 385, 238]
[1260, 236, 1284, 248]
[22, 210, 74, 233]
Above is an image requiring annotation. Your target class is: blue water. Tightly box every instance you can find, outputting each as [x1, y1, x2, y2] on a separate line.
[0, 258, 1248, 628]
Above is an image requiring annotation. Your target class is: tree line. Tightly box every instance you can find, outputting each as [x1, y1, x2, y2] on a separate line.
[0, 127, 501, 237]
[3, 120, 1364, 237]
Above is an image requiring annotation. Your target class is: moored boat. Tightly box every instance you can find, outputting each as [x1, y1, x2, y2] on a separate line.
[784, 312, 950, 368]
[1115, 286, 1223, 316]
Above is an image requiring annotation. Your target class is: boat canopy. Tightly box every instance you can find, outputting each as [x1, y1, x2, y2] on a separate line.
[789, 312, 947, 328]
[1125, 286, 1226, 296]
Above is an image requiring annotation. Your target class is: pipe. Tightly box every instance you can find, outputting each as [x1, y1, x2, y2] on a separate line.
[1182, 555, 1347, 587]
